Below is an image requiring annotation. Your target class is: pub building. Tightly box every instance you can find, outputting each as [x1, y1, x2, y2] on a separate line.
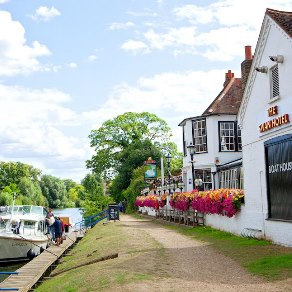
[237, 8, 292, 246]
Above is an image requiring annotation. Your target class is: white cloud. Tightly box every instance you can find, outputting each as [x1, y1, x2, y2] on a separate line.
[144, 27, 197, 50]
[84, 69, 227, 149]
[31, 6, 61, 22]
[121, 40, 149, 54]
[0, 0, 9, 3]
[0, 84, 90, 182]
[67, 62, 78, 68]
[0, 11, 50, 76]
[173, 5, 214, 24]
[120, 0, 292, 60]
[87, 55, 97, 62]
[108, 21, 135, 30]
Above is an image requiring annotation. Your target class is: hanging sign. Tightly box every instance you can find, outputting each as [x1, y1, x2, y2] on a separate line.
[144, 157, 157, 180]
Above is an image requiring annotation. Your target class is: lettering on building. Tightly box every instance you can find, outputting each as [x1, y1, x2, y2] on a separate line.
[269, 161, 292, 173]
[259, 105, 290, 133]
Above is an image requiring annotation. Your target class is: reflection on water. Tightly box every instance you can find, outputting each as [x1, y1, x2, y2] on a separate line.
[0, 262, 24, 282]
[0, 208, 83, 283]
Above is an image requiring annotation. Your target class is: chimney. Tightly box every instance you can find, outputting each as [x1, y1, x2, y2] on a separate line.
[241, 45, 253, 92]
[223, 69, 234, 87]
[245, 45, 252, 60]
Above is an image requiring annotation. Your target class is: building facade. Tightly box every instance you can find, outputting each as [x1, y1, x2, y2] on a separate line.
[179, 46, 252, 192]
[238, 8, 292, 246]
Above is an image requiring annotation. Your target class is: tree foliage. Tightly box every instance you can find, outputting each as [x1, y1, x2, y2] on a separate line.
[86, 112, 172, 176]
[86, 111, 183, 210]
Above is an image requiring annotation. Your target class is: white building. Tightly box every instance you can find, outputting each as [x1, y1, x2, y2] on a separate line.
[238, 8, 292, 246]
[179, 46, 252, 192]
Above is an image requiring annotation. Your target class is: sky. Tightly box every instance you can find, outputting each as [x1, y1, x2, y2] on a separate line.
[1, 0, 292, 183]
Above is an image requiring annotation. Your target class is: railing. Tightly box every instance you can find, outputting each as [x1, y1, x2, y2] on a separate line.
[0, 272, 19, 291]
[74, 210, 108, 232]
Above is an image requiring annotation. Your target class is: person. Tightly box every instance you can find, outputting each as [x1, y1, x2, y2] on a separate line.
[122, 200, 127, 213]
[195, 176, 204, 191]
[45, 208, 56, 241]
[53, 217, 63, 246]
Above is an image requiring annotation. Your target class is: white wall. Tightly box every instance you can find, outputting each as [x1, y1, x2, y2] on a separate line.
[239, 17, 292, 246]
[182, 114, 242, 191]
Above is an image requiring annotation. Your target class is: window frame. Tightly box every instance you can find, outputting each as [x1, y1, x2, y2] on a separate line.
[218, 121, 242, 152]
[192, 118, 207, 153]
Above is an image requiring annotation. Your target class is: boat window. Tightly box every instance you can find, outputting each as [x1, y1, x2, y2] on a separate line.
[0, 219, 6, 229]
[22, 206, 31, 214]
[31, 206, 43, 215]
[24, 220, 35, 228]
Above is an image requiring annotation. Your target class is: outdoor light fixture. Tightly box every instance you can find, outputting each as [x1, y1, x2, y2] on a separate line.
[187, 143, 196, 190]
[269, 55, 284, 63]
[255, 66, 268, 73]
[177, 178, 185, 193]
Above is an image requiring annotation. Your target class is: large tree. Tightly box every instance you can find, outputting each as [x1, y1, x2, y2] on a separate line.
[86, 112, 172, 176]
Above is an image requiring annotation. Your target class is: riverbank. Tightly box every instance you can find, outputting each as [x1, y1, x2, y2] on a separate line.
[35, 214, 292, 291]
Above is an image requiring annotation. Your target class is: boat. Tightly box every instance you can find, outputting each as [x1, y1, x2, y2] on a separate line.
[0, 205, 50, 262]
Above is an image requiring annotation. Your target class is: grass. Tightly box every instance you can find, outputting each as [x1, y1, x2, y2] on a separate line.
[163, 223, 292, 280]
[35, 217, 163, 291]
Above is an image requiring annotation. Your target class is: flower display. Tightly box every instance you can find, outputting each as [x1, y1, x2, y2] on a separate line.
[190, 189, 244, 217]
[136, 188, 244, 218]
[159, 193, 167, 208]
[143, 194, 159, 210]
[135, 196, 145, 207]
[170, 192, 196, 211]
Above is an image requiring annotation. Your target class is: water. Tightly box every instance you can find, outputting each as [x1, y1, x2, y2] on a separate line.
[53, 208, 84, 226]
[0, 208, 83, 282]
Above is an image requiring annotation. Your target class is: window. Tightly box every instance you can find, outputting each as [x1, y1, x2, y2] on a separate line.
[219, 122, 241, 152]
[193, 119, 207, 153]
[270, 64, 279, 99]
[219, 167, 243, 189]
[195, 169, 212, 190]
[182, 125, 187, 157]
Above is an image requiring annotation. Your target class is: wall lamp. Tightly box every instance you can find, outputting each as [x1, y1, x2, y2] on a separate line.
[255, 66, 268, 73]
[269, 55, 284, 63]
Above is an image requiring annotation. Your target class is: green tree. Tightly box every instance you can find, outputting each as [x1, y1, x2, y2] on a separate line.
[0, 162, 42, 191]
[40, 175, 68, 208]
[86, 112, 172, 176]
[81, 173, 104, 199]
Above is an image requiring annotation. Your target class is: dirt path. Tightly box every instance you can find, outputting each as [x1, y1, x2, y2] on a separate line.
[116, 215, 292, 292]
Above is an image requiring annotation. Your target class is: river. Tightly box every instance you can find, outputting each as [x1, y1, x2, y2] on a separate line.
[0, 207, 83, 282]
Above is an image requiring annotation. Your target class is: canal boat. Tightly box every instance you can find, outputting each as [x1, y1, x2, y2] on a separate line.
[0, 205, 49, 262]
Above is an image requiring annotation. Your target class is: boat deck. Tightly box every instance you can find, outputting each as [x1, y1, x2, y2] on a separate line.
[0, 230, 84, 291]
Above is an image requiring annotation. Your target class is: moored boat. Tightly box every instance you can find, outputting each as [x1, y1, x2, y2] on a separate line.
[0, 205, 49, 262]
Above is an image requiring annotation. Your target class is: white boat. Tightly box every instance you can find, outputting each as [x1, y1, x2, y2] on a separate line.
[0, 205, 49, 262]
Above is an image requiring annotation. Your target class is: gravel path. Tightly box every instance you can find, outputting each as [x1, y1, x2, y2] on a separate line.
[118, 215, 292, 292]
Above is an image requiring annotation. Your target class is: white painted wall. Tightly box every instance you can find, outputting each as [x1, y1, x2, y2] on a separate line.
[238, 16, 292, 246]
[182, 114, 242, 191]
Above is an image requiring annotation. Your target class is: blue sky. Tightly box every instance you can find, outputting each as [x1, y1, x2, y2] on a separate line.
[0, 0, 291, 183]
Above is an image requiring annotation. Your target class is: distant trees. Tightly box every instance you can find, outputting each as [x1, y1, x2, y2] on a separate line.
[0, 162, 107, 215]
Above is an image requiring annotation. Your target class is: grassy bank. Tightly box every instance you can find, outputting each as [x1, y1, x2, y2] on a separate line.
[35, 217, 164, 291]
[35, 214, 292, 291]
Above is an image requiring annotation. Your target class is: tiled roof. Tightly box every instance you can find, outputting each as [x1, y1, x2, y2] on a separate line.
[202, 78, 242, 116]
[266, 8, 292, 38]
